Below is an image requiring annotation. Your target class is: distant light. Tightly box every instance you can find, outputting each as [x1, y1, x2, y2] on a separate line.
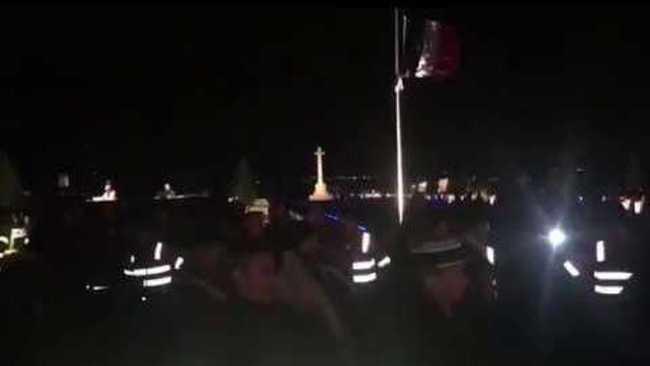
[547, 228, 567, 248]
[124, 264, 171, 277]
[621, 198, 632, 211]
[352, 258, 376, 270]
[91, 285, 109, 291]
[594, 284, 623, 295]
[447, 194, 456, 204]
[353, 272, 377, 284]
[596, 240, 605, 263]
[377, 255, 391, 268]
[174, 256, 184, 270]
[563, 260, 580, 277]
[24, 237, 29, 245]
[141, 296, 147, 302]
[488, 194, 497, 206]
[417, 181, 428, 193]
[361, 232, 371, 254]
[594, 271, 633, 281]
[471, 192, 478, 201]
[129, 255, 135, 264]
[437, 177, 449, 194]
[578, 196, 584, 202]
[154, 242, 163, 261]
[601, 195, 607, 202]
[486, 246, 495, 265]
[143, 276, 172, 287]
[634, 200, 643, 214]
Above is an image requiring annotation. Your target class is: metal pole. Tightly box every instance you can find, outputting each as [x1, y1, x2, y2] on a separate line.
[395, 79, 404, 224]
[394, 7, 405, 224]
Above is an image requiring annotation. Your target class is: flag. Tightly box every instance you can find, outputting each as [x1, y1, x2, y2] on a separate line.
[398, 10, 460, 81]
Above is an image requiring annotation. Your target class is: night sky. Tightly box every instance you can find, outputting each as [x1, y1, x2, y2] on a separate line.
[1, 5, 649, 193]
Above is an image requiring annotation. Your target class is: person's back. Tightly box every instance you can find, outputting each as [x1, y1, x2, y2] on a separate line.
[365, 219, 497, 366]
[222, 248, 343, 366]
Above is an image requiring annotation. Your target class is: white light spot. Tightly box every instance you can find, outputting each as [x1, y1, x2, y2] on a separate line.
[123, 264, 171, 277]
[174, 256, 184, 270]
[596, 240, 605, 263]
[129, 255, 135, 264]
[143, 276, 172, 287]
[92, 285, 109, 291]
[361, 232, 371, 254]
[594, 271, 633, 281]
[377, 256, 391, 268]
[563, 260, 580, 277]
[547, 228, 567, 248]
[154, 242, 163, 261]
[352, 258, 376, 271]
[486, 246, 495, 265]
[634, 200, 643, 214]
[594, 284, 623, 295]
[353, 272, 377, 284]
[141, 296, 147, 302]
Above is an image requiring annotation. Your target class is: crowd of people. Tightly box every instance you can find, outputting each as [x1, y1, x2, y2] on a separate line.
[11, 195, 499, 366]
[160, 198, 498, 366]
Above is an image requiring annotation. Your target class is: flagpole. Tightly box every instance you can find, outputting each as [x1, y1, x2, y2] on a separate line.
[394, 7, 405, 224]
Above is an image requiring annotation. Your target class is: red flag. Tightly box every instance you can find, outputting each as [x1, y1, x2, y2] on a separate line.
[400, 15, 461, 81]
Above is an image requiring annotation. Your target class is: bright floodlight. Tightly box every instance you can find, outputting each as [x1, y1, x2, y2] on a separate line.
[547, 228, 567, 248]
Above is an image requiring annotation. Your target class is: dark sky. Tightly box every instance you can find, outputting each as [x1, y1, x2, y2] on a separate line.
[1, 5, 649, 192]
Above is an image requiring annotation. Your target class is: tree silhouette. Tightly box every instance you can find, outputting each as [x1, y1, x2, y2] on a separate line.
[0, 152, 21, 209]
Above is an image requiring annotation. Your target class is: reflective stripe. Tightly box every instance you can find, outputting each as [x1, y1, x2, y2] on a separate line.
[594, 284, 623, 295]
[154, 242, 163, 261]
[486, 246, 495, 265]
[124, 264, 171, 277]
[92, 285, 109, 291]
[352, 259, 375, 270]
[377, 256, 391, 268]
[143, 276, 172, 287]
[174, 257, 184, 270]
[594, 271, 633, 281]
[361, 232, 371, 254]
[563, 260, 580, 277]
[353, 272, 377, 283]
[596, 241, 605, 263]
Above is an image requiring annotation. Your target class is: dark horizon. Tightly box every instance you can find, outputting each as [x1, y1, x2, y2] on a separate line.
[1, 5, 649, 192]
